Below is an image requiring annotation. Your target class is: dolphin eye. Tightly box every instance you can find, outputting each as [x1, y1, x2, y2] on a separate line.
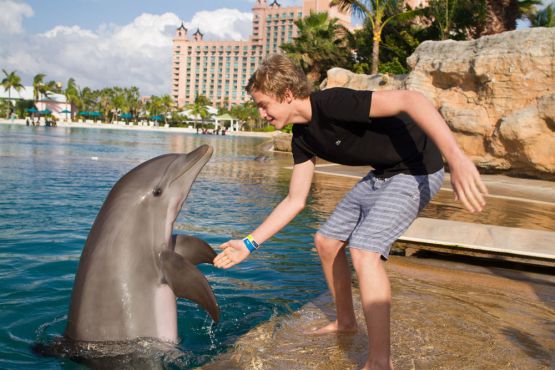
[152, 187, 162, 197]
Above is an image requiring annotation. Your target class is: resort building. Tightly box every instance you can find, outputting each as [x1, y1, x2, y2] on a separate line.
[0, 86, 72, 120]
[171, 0, 352, 109]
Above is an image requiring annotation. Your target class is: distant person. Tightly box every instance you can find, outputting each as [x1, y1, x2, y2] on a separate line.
[26, 117, 30, 126]
[214, 54, 488, 370]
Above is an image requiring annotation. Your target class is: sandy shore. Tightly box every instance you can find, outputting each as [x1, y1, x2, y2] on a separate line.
[1, 119, 279, 138]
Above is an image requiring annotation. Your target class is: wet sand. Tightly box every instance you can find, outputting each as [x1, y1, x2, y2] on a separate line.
[202, 255, 554, 369]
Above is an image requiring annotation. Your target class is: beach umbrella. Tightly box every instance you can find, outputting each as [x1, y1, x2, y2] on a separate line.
[26, 107, 38, 113]
[120, 113, 133, 119]
[39, 109, 52, 115]
[150, 115, 163, 121]
[90, 111, 101, 117]
[78, 111, 89, 117]
[60, 108, 71, 121]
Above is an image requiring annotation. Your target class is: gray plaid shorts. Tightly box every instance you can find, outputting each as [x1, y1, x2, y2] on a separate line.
[317, 168, 444, 259]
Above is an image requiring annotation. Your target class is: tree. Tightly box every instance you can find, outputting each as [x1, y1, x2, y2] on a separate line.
[426, 0, 488, 40]
[480, 0, 542, 35]
[125, 86, 141, 122]
[1, 69, 24, 118]
[97, 88, 114, 122]
[32, 73, 47, 103]
[530, 2, 554, 27]
[65, 78, 81, 120]
[230, 101, 261, 130]
[351, 11, 426, 74]
[186, 95, 212, 128]
[159, 94, 174, 125]
[281, 11, 353, 86]
[331, 0, 422, 74]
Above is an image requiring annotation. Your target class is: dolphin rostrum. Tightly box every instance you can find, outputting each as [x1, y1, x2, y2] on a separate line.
[64, 145, 218, 343]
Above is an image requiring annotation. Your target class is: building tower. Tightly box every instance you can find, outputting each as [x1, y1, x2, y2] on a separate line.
[171, 0, 351, 109]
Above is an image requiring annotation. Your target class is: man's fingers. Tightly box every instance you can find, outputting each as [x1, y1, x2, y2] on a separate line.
[464, 182, 483, 212]
[219, 242, 230, 250]
[213, 250, 230, 265]
[453, 182, 475, 213]
[476, 176, 489, 199]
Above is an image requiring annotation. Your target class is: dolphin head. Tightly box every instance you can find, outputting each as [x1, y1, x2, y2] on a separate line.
[102, 145, 214, 246]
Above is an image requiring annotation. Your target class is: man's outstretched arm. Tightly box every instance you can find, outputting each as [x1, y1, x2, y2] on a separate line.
[214, 158, 316, 269]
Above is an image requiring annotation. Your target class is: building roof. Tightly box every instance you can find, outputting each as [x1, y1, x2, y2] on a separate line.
[215, 113, 236, 121]
[193, 28, 203, 37]
[0, 86, 67, 102]
[177, 22, 187, 31]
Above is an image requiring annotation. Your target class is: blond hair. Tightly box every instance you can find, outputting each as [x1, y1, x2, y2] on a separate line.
[246, 54, 311, 101]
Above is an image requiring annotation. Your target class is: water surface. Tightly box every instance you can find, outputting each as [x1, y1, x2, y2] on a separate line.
[0, 124, 553, 369]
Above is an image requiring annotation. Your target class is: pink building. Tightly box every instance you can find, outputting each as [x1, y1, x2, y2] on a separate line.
[171, 0, 351, 109]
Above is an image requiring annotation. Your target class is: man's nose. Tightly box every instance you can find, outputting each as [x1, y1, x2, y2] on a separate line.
[258, 107, 267, 119]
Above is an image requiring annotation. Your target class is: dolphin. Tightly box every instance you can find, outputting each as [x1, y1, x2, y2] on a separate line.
[64, 144, 219, 344]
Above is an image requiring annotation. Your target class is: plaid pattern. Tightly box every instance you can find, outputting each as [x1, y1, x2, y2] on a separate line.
[318, 169, 444, 259]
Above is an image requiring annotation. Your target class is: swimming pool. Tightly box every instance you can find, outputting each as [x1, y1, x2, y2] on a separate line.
[0, 124, 329, 369]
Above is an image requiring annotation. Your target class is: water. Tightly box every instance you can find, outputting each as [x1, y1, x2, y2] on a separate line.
[0, 124, 553, 369]
[0, 124, 330, 369]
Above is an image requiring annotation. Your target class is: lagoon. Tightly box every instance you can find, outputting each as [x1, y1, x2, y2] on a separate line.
[0, 123, 553, 369]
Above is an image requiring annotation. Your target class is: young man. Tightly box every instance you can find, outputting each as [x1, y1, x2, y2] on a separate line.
[213, 54, 487, 370]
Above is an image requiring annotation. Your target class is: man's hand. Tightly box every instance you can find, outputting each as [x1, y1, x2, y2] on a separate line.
[213, 240, 251, 269]
[449, 155, 488, 213]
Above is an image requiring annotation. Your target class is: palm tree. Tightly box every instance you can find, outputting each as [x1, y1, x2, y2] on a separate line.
[32, 73, 47, 103]
[1, 69, 24, 118]
[159, 94, 174, 125]
[64, 78, 81, 120]
[230, 101, 261, 130]
[281, 11, 353, 86]
[125, 86, 141, 123]
[331, 0, 421, 74]
[426, 0, 488, 40]
[186, 95, 211, 128]
[97, 88, 114, 122]
[481, 0, 542, 35]
[530, 2, 554, 27]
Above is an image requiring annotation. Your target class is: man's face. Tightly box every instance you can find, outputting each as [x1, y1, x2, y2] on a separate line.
[251, 90, 291, 130]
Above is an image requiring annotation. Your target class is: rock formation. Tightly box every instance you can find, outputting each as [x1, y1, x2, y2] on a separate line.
[319, 28, 554, 178]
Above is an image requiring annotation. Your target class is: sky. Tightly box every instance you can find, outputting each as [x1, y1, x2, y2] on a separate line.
[0, 0, 546, 97]
[0, 0, 301, 96]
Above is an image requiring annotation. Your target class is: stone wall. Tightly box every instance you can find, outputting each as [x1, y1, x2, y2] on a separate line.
[320, 28, 555, 179]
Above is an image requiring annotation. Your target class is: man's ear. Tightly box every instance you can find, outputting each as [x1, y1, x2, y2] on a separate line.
[284, 89, 294, 104]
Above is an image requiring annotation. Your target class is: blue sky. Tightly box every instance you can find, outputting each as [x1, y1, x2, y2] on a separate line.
[0, 0, 301, 96]
[21, 0, 272, 34]
[0, 0, 546, 97]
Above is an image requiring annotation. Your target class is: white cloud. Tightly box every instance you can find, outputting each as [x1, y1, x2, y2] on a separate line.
[185, 8, 252, 41]
[0, 0, 33, 34]
[0, 6, 254, 96]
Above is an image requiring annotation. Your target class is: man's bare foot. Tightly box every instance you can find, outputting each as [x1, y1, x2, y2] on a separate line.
[304, 320, 357, 335]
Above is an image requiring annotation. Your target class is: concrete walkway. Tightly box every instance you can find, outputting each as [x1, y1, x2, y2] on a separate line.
[312, 163, 555, 267]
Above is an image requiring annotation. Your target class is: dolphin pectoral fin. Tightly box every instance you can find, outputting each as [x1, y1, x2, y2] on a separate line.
[172, 235, 217, 265]
[160, 250, 219, 322]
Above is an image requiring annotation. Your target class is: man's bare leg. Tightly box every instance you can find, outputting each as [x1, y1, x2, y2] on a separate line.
[309, 233, 357, 334]
[350, 248, 393, 370]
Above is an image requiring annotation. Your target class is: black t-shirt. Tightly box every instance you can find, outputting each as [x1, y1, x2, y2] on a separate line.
[291, 87, 444, 178]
